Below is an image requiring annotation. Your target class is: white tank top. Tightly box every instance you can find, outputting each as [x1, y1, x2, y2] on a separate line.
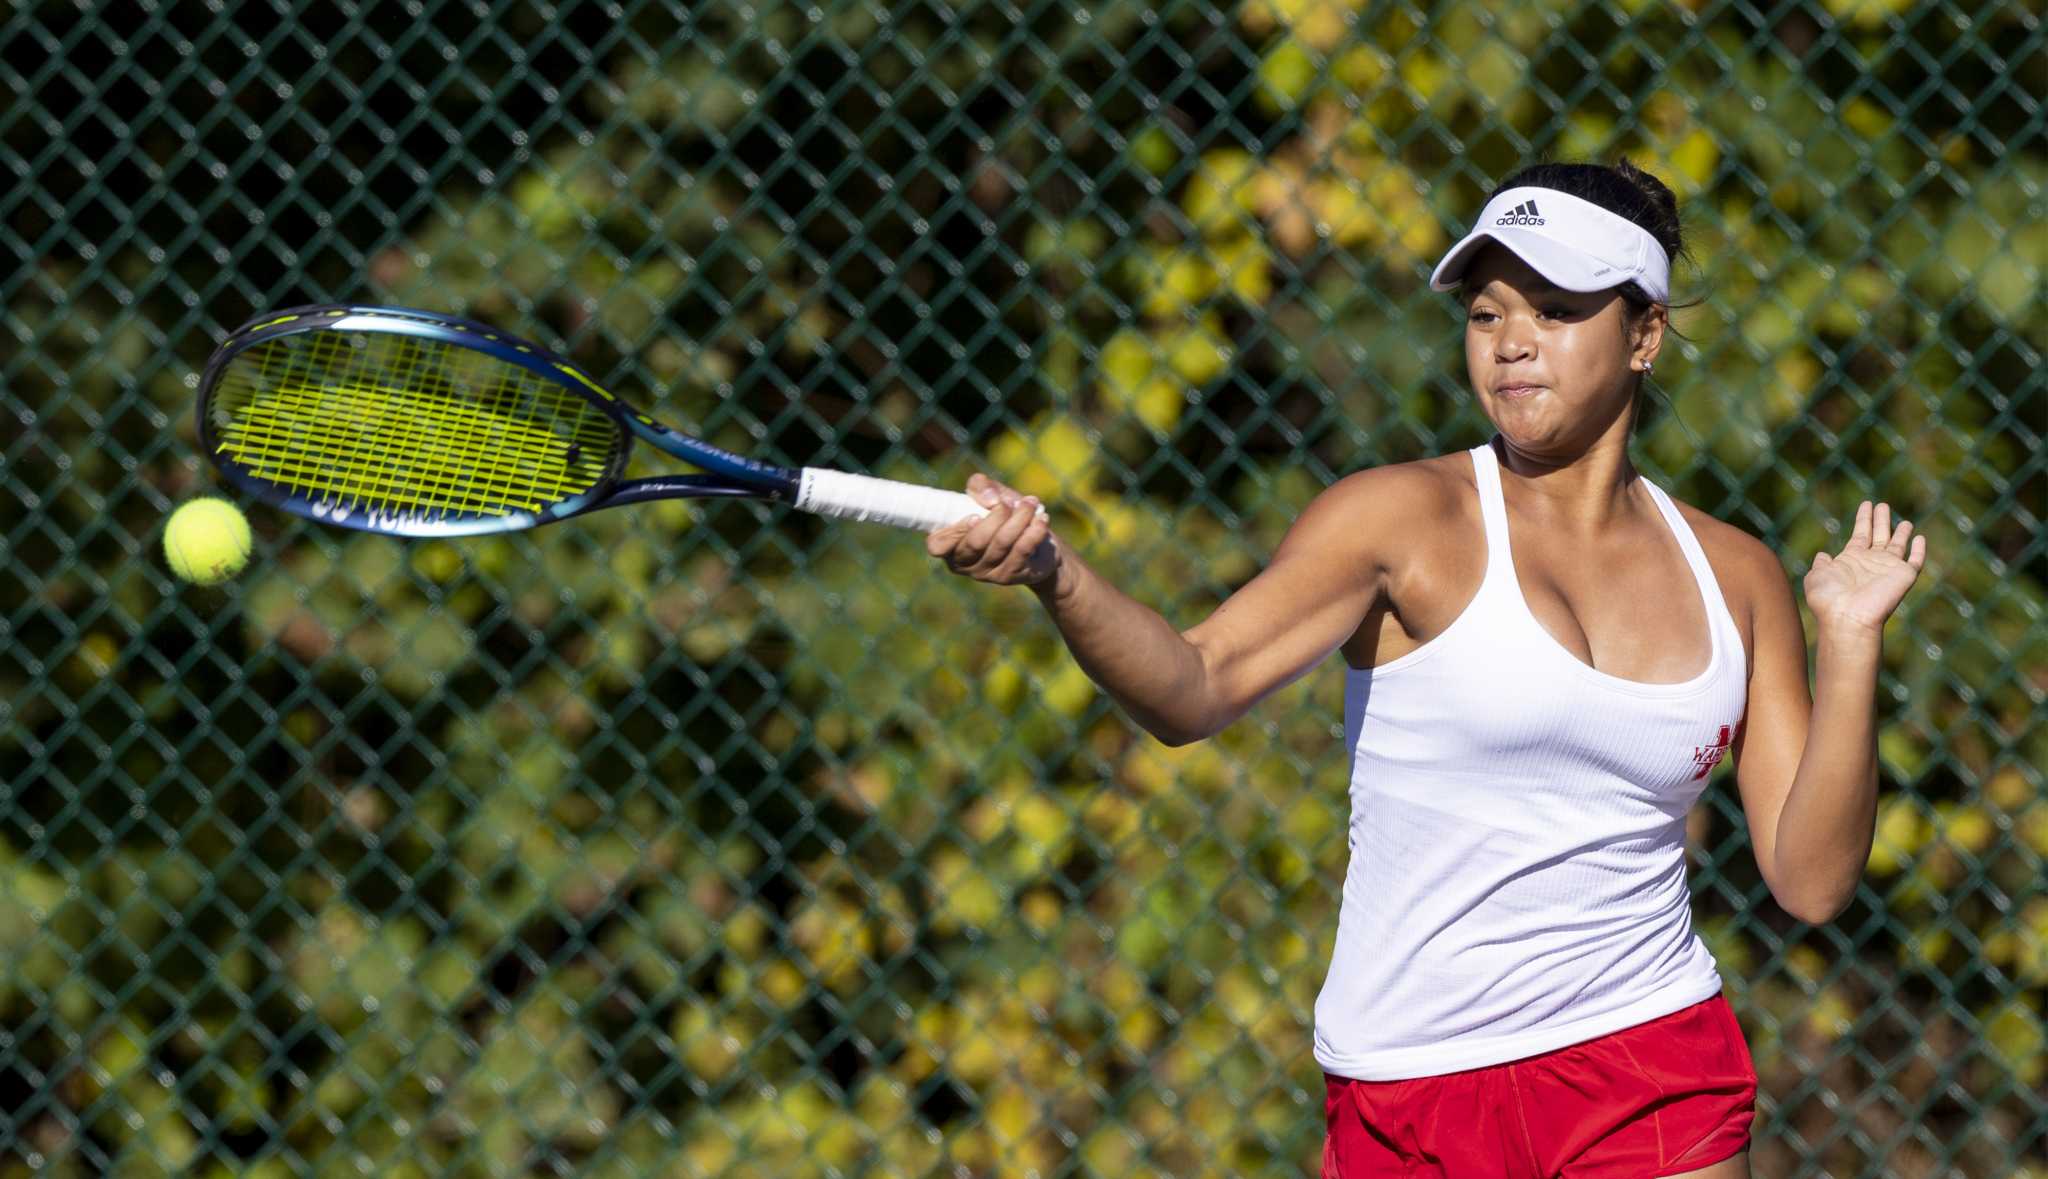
[1312, 441, 1748, 1081]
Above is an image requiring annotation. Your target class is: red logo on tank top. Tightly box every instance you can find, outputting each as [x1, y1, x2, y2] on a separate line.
[1691, 725, 1733, 780]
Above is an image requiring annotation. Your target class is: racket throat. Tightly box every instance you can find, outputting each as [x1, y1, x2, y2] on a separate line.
[596, 476, 784, 510]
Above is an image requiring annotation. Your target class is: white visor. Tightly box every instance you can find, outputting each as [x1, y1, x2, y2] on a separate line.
[1429, 186, 1670, 303]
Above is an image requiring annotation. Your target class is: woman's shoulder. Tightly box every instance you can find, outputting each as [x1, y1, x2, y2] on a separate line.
[1318, 451, 1476, 517]
[1664, 492, 1790, 618]
[1280, 453, 1476, 573]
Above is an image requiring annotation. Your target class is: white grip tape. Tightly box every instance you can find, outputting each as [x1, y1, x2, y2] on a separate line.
[795, 468, 988, 532]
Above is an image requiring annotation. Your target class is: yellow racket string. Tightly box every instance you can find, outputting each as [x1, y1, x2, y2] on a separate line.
[211, 331, 622, 518]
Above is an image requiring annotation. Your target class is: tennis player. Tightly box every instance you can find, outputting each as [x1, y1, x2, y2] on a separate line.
[927, 160, 1927, 1176]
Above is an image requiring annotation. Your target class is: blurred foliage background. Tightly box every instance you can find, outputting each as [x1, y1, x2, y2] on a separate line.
[2, 0, 2044, 1175]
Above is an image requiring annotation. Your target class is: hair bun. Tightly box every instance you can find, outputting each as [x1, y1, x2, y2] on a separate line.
[1611, 159, 1681, 245]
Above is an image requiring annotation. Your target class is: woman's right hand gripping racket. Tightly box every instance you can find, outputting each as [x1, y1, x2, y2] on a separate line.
[927, 474, 1060, 588]
[197, 304, 991, 538]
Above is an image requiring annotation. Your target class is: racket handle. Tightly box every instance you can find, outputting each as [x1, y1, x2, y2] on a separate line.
[795, 468, 989, 532]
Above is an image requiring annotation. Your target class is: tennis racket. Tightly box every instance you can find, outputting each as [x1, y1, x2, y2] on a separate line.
[195, 304, 988, 537]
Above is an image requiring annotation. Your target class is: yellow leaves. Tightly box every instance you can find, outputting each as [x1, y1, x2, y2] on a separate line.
[62, 631, 119, 690]
[1166, 317, 1231, 385]
[1694, 916, 1755, 976]
[1083, 790, 1142, 847]
[788, 892, 874, 994]
[1097, 327, 1185, 433]
[1664, 130, 1721, 190]
[1263, 800, 1334, 887]
[1019, 888, 1062, 934]
[1095, 317, 1231, 435]
[1304, 174, 1381, 249]
[86, 1018, 149, 1104]
[672, 1000, 743, 1083]
[1240, 0, 1360, 52]
[1766, 350, 1823, 424]
[1081, 1125, 1143, 1178]
[720, 903, 771, 963]
[1251, 165, 1313, 256]
[955, 1015, 1028, 1090]
[1181, 149, 1262, 238]
[1897, 926, 1953, 972]
[1843, 96, 1894, 141]
[987, 412, 1100, 500]
[1982, 898, 2048, 987]
[1261, 924, 1314, 975]
[1065, 488, 1148, 551]
[928, 846, 1005, 933]
[1094, 958, 1148, 1012]
[1129, 124, 1178, 176]
[1331, 43, 1389, 92]
[1463, 38, 1524, 109]
[1867, 795, 1930, 875]
[1142, 248, 1222, 319]
[409, 540, 463, 584]
[1374, 167, 1448, 260]
[1823, 0, 1917, 29]
[1116, 909, 1173, 970]
[1256, 38, 1321, 113]
[911, 993, 1059, 1111]
[1626, 91, 1720, 195]
[822, 756, 894, 812]
[1978, 215, 2045, 324]
[1222, 150, 1442, 263]
[983, 655, 1027, 713]
[1985, 766, 2034, 812]
[1153, 124, 1446, 426]
[1012, 792, 1073, 863]
[1805, 986, 1858, 1039]
[672, 1082, 890, 1178]
[1909, 801, 2003, 893]
[2019, 799, 2048, 860]
[1213, 965, 1267, 1028]
[1120, 738, 1234, 800]
[1399, 51, 1453, 105]
[1981, 998, 2045, 1086]
[1100, 329, 1154, 395]
[1211, 235, 1274, 304]
[510, 170, 591, 242]
[1120, 1006, 1167, 1056]
[1121, 742, 1179, 799]
[1937, 802, 1998, 857]
[1559, 111, 1618, 161]
[1775, 947, 1822, 991]
[983, 1081, 1038, 1143]
[758, 958, 809, 1008]
[1043, 660, 1098, 719]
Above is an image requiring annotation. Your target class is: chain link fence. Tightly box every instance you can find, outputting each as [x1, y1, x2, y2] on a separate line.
[4, 0, 2044, 1175]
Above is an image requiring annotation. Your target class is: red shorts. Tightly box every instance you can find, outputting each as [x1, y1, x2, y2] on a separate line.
[1323, 996, 1757, 1177]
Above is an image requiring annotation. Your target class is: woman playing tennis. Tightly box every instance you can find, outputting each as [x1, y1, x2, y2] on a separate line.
[927, 160, 1927, 1177]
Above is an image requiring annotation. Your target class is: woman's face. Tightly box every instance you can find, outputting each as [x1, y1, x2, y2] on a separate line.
[1461, 245, 1662, 457]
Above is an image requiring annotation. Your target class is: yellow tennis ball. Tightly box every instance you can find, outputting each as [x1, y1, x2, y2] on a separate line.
[164, 497, 252, 585]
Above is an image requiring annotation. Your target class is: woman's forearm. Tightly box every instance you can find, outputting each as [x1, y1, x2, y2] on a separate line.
[1771, 627, 1885, 920]
[1029, 541, 1218, 745]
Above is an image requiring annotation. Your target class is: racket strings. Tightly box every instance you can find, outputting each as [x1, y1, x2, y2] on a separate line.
[211, 331, 621, 520]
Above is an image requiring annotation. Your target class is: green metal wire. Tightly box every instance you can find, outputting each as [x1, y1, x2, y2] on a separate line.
[2, 1, 2042, 1176]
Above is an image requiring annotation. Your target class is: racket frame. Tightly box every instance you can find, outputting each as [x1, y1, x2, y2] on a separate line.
[197, 304, 800, 536]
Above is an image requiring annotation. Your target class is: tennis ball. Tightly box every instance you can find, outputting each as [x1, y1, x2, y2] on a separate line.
[163, 497, 252, 585]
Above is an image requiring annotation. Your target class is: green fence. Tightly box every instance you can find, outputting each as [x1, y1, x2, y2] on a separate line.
[3, 0, 2043, 1175]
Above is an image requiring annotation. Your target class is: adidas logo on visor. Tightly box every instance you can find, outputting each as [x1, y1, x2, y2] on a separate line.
[1494, 200, 1545, 226]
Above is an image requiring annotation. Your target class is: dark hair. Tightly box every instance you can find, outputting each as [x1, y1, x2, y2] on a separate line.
[1483, 160, 1692, 433]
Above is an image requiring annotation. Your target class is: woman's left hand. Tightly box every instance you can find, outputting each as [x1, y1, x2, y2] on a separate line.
[1804, 501, 1928, 635]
